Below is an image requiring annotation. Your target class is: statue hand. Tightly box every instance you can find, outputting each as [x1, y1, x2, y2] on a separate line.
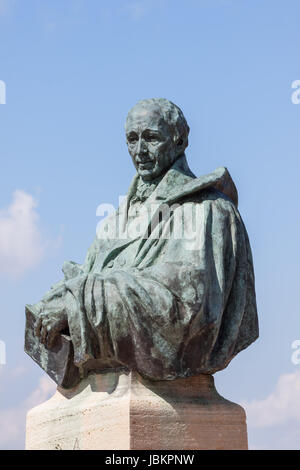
[34, 310, 68, 349]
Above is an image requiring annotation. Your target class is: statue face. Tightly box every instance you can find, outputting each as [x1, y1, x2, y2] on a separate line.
[126, 106, 178, 181]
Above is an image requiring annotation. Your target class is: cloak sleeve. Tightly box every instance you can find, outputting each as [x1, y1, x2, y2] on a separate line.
[37, 236, 100, 309]
[64, 193, 258, 380]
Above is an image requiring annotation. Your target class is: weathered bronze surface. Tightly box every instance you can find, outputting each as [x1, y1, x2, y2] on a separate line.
[25, 98, 258, 387]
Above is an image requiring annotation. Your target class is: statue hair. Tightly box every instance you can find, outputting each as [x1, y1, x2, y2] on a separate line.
[126, 98, 190, 152]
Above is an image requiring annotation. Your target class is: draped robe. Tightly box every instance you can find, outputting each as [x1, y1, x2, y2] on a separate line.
[26, 155, 258, 386]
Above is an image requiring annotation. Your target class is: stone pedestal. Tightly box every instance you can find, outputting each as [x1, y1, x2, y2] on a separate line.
[26, 371, 248, 450]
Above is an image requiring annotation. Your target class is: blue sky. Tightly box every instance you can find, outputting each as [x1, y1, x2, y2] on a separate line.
[0, 0, 300, 449]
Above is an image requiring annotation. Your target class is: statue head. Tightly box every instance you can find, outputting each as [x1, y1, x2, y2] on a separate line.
[125, 98, 190, 181]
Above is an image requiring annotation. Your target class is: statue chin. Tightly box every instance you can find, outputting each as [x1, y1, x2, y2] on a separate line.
[138, 170, 154, 181]
[137, 164, 171, 182]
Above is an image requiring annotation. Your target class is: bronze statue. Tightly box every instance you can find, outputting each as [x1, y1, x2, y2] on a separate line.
[25, 98, 258, 388]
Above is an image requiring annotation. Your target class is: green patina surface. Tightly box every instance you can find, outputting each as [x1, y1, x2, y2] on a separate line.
[25, 99, 258, 388]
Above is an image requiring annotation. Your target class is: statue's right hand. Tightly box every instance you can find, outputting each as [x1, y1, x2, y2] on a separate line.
[34, 310, 68, 349]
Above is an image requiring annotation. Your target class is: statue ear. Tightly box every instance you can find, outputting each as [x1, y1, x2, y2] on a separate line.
[177, 137, 188, 153]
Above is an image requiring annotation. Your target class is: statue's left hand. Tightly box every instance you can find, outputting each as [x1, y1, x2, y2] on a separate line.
[34, 310, 68, 349]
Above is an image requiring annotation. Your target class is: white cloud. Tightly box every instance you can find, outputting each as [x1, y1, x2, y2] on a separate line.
[0, 364, 27, 381]
[24, 375, 56, 409]
[0, 375, 56, 449]
[242, 370, 300, 428]
[0, 190, 46, 278]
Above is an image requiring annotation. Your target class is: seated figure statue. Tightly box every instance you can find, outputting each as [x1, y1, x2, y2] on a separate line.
[25, 98, 258, 389]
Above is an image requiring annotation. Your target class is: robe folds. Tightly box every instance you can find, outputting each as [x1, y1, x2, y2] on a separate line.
[33, 155, 258, 382]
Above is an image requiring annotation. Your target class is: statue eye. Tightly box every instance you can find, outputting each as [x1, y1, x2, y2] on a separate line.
[127, 134, 138, 144]
[144, 133, 160, 143]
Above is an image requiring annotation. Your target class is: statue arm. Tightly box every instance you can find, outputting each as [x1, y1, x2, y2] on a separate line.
[64, 198, 257, 378]
[40, 237, 99, 303]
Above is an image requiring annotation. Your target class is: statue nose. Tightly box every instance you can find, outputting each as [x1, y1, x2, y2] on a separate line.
[137, 138, 147, 155]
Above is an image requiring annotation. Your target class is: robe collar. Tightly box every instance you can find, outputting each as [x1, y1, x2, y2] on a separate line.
[126, 154, 238, 209]
[100, 155, 238, 268]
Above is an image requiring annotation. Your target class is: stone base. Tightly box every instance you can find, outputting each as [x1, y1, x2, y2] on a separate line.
[26, 371, 248, 450]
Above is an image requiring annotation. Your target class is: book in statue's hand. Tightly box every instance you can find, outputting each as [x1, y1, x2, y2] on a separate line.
[24, 303, 80, 389]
